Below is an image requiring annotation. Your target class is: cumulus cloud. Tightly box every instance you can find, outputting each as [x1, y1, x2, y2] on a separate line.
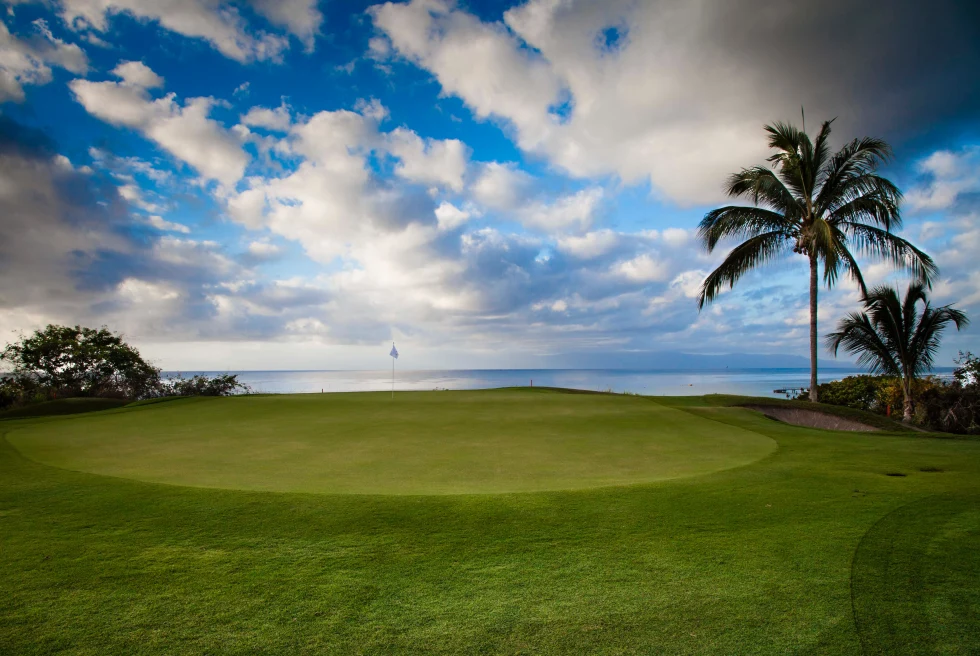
[145, 214, 190, 233]
[111, 60, 163, 88]
[70, 63, 248, 186]
[0, 117, 239, 339]
[905, 147, 980, 212]
[612, 253, 669, 283]
[385, 127, 468, 191]
[0, 18, 88, 102]
[470, 161, 532, 210]
[371, 0, 980, 205]
[434, 201, 471, 231]
[241, 102, 292, 132]
[248, 0, 322, 50]
[519, 187, 603, 234]
[54, 0, 323, 63]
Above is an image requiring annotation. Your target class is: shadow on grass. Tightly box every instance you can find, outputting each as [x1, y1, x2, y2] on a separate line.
[851, 492, 980, 655]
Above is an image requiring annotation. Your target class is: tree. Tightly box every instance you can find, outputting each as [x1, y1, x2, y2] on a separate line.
[0, 325, 160, 401]
[164, 374, 250, 397]
[696, 115, 936, 401]
[825, 283, 969, 422]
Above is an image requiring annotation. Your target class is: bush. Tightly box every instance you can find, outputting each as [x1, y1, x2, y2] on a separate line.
[161, 374, 250, 397]
[0, 325, 160, 406]
[0, 325, 249, 411]
[807, 373, 964, 431]
[915, 352, 980, 435]
[808, 375, 891, 413]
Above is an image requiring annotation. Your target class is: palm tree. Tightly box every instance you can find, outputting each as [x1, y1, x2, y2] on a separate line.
[826, 283, 969, 422]
[697, 116, 937, 401]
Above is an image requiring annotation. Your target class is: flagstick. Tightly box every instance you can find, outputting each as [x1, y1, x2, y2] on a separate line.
[391, 356, 394, 400]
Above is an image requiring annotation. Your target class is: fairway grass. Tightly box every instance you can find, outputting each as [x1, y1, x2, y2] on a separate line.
[6, 390, 775, 494]
[1, 390, 979, 654]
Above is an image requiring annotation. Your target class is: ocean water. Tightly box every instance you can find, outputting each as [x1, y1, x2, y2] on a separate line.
[163, 368, 869, 398]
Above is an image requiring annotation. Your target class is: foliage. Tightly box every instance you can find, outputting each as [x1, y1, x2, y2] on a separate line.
[0, 325, 160, 407]
[161, 374, 250, 397]
[697, 114, 935, 402]
[955, 350, 980, 387]
[915, 352, 980, 435]
[826, 283, 968, 421]
[806, 375, 890, 412]
[0, 325, 249, 410]
[803, 374, 945, 417]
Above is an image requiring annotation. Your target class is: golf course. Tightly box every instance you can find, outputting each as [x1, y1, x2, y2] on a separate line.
[2, 388, 979, 654]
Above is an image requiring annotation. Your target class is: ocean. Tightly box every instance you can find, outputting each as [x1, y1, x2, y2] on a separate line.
[163, 368, 872, 398]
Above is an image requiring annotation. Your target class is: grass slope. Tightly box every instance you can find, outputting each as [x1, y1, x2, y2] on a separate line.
[0, 390, 978, 654]
[0, 397, 129, 420]
[5, 390, 775, 494]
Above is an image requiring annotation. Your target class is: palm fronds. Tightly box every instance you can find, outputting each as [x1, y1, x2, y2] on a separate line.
[826, 283, 969, 417]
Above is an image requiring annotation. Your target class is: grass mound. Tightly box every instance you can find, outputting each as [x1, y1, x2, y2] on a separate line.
[0, 397, 129, 420]
[6, 390, 775, 494]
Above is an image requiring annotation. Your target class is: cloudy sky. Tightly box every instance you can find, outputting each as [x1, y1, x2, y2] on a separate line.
[0, 0, 978, 371]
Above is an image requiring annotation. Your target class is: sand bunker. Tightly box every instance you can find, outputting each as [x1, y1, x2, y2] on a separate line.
[744, 405, 879, 432]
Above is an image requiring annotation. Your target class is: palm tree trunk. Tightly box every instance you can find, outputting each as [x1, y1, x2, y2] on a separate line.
[902, 378, 914, 423]
[809, 253, 819, 402]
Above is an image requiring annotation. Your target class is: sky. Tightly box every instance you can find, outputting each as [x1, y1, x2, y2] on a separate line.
[0, 0, 978, 371]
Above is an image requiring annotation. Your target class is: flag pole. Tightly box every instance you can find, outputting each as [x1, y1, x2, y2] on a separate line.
[389, 341, 398, 400]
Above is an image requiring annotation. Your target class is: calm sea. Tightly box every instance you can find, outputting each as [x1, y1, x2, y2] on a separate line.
[162, 368, 871, 398]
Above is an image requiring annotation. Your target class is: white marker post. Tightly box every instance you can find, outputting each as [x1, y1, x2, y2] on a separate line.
[389, 342, 399, 399]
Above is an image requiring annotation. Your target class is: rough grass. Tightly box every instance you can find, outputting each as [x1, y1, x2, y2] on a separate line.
[1, 390, 979, 654]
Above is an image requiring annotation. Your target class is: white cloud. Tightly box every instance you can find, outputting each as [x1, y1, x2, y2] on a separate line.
[146, 215, 191, 233]
[0, 18, 88, 102]
[612, 253, 669, 283]
[557, 229, 619, 259]
[470, 161, 531, 210]
[373, 0, 931, 206]
[369, 0, 563, 147]
[226, 105, 404, 262]
[70, 63, 248, 186]
[905, 147, 980, 212]
[248, 0, 323, 50]
[662, 227, 690, 248]
[111, 60, 163, 88]
[434, 201, 471, 231]
[57, 0, 297, 63]
[246, 239, 283, 259]
[241, 102, 292, 132]
[519, 187, 603, 234]
[385, 127, 468, 191]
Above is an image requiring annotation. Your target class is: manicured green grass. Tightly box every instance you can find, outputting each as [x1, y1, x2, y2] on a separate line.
[5, 390, 775, 494]
[1, 389, 978, 654]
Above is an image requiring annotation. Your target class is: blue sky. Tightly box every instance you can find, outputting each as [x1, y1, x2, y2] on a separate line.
[0, 0, 978, 370]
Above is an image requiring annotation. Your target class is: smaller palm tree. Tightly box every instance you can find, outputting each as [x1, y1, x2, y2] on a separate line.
[826, 282, 969, 422]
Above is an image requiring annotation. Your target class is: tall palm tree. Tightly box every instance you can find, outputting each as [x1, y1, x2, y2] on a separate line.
[697, 116, 936, 401]
[826, 283, 968, 422]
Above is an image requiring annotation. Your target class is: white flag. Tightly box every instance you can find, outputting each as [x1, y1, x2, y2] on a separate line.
[389, 343, 399, 359]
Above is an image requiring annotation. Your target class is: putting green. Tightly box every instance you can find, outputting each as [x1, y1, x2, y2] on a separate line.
[6, 389, 775, 495]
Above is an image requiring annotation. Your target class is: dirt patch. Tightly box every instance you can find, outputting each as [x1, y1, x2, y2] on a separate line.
[743, 405, 880, 432]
